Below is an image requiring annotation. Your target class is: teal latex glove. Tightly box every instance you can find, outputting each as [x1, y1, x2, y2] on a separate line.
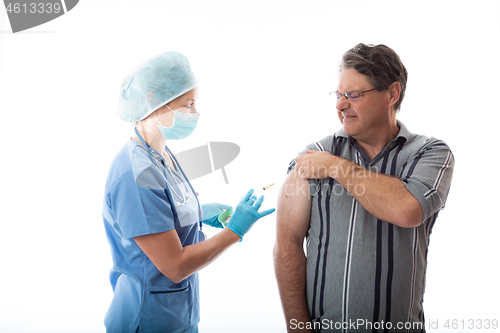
[203, 215, 225, 229]
[227, 189, 276, 241]
[201, 202, 232, 228]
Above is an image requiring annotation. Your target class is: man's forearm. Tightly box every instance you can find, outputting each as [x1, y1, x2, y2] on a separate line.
[274, 243, 313, 333]
[331, 157, 422, 227]
[295, 151, 423, 227]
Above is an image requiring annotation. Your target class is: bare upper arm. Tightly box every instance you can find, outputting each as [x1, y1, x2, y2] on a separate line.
[133, 229, 184, 281]
[276, 168, 312, 248]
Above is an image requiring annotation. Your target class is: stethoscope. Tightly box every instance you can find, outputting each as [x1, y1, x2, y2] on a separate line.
[134, 127, 191, 207]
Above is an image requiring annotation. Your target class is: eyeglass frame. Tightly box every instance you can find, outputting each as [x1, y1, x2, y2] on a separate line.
[330, 88, 377, 101]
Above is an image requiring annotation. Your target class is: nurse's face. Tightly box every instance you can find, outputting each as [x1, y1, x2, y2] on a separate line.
[155, 87, 199, 127]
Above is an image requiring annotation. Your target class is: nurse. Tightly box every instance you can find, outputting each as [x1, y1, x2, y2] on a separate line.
[102, 51, 275, 333]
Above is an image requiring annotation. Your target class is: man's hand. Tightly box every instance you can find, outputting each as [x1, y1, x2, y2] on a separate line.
[294, 149, 337, 180]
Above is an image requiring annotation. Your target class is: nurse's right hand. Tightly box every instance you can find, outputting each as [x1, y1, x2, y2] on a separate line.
[227, 189, 275, 241]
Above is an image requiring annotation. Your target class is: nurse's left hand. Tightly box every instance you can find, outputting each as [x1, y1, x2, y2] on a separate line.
[203, 215, 225, 229]
[201, 202, 232, 228]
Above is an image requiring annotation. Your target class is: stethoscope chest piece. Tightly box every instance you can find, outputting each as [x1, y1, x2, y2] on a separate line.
[175, 195, 191, 207]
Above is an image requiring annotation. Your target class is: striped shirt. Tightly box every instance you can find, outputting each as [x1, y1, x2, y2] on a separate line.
[287, 121, 454, 332]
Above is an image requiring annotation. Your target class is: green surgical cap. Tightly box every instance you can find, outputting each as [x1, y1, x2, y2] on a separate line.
[117, 51, 198, 123]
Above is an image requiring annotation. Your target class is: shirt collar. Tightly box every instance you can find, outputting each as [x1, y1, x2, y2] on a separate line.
[335, 120, 413, 144]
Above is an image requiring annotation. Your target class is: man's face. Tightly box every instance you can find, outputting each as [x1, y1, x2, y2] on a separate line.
[336, 68, 391, 142]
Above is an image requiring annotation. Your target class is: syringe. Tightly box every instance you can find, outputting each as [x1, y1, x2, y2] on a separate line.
[252, 183, 276, 197]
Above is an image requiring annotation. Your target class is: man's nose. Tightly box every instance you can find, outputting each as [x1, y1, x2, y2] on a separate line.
[336, 95, 350, 112]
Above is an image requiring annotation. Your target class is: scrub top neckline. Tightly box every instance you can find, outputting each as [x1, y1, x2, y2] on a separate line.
[162, 147, 179, 173]
[129, 138, 186, 183]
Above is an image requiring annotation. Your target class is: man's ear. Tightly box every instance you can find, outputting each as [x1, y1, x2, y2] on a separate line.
[388, 81, 401, 108]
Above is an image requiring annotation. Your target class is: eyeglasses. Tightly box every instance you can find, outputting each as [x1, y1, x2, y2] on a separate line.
[330, 88, 376, 102]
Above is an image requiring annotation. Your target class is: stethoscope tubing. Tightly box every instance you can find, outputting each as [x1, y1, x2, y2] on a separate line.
[133, 127, 202, 217]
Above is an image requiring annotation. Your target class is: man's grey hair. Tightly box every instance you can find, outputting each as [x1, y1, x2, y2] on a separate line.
[340, 43, 408, 111]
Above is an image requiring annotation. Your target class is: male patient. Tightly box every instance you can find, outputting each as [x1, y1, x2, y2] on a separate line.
[274, 43, 454, 332]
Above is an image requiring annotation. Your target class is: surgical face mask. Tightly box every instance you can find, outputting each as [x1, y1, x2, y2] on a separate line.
[155, 105, 199, 140]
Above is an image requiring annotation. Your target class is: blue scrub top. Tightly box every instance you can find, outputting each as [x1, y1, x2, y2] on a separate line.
[102, 139, 202, 333]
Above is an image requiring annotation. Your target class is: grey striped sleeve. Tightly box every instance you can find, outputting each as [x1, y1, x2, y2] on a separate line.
[400, 138, 455, 221]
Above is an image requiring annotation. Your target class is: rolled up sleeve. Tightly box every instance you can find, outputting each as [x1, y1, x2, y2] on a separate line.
[400, 139, 455, 221]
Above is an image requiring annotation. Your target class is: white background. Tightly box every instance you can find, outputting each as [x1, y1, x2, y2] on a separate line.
[1, 1, 500, 332]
